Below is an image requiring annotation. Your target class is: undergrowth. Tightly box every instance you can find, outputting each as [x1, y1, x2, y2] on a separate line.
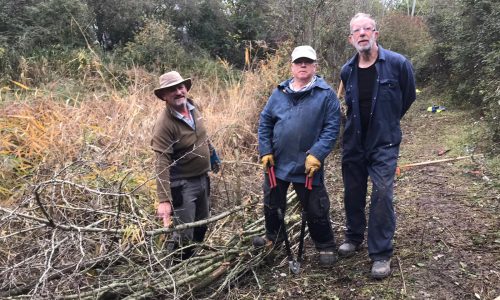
[0, 45, 291, 206]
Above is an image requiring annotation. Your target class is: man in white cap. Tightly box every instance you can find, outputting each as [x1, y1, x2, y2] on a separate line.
[255, 45, 341, 266]
[151, 71, 220, 259]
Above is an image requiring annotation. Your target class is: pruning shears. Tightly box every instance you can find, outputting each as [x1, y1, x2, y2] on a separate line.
[267, 165, 297, 273]
[268, 164, 277, 189]
[268, 165, 312, 275]
[295, 175, 312, 270]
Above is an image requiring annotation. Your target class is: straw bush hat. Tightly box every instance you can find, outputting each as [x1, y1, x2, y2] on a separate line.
[154, 71, 192, 100]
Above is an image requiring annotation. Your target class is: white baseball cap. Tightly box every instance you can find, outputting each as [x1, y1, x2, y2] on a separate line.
[291, 45, 317, 62]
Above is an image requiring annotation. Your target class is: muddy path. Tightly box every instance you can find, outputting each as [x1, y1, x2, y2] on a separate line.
[228, 102, 499, 299]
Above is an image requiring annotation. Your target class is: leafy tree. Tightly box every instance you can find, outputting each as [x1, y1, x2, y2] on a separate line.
[151, 0, 233, 61]
[188, 0, 232, 58]
[0, 0, 94, 50]
[0, 0, 95, 83]
[226, 0, 270, 42]
[225, 0, 272, 67]
[0, 0, 31, 46]
[22, 0, 95, 49]
[85, 0, 156, 49]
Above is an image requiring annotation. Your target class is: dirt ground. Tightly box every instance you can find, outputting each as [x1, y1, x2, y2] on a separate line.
[217, 101, 499, 299]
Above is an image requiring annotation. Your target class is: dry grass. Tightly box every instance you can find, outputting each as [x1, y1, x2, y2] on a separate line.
[192, 49, 290, 160]
[1, 71, 158, 202]
[0, 47, 291, 206]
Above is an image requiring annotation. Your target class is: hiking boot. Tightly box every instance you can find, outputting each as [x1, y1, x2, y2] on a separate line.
[338, 242, 360, 257]
[371, 259, 391, 279]
[181, 246, 196, 260]
[318, 251, 337, 266]
[252, 236, 284, 265]
[252, 236, 273, 248]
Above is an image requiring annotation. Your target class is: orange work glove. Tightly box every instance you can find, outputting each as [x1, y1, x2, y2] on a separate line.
[305, 154, 321, 178]
[261, 154, 275, 172]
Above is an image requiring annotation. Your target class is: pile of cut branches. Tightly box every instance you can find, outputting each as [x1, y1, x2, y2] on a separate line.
[0, 161, 302, 299]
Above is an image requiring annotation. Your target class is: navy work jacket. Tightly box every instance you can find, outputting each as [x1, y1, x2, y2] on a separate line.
[340, 45, 416, 159]
[258, 76, 341, 185]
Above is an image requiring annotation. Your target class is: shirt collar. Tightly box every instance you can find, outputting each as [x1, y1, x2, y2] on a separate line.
[170, 102, 195, 119]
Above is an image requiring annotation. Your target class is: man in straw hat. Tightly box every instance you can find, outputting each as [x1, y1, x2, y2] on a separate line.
[255, 45, 341, 266]
[151, 71, 220, 259]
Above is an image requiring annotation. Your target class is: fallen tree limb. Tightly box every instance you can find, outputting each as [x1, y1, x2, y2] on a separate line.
[56, 193, 300, 299]
[0, 200, 257, 236]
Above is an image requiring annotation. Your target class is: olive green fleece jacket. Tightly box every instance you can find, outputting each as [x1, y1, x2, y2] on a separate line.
[151, 99, 210, 203]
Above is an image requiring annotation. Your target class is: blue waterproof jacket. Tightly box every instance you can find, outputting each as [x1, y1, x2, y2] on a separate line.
[258, 76, 341, 185]
[340, 45, 416, 160]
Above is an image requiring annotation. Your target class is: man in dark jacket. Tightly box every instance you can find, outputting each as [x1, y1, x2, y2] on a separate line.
[256, 45, 341, 266]
[152, 71, 220, 259]
[338, 13, 416, 278]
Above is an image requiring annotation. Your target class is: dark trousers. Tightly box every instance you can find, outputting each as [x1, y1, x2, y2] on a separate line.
[170, 174, 210, 245]
[263, 175, 336, 251]
[342, 149, 397, 261]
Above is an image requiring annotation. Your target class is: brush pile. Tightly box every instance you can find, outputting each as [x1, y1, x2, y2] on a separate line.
[0, 165, 302, 299]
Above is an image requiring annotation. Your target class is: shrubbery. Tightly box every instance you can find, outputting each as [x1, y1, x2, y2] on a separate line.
[424, 0, 499, 149]
[119, 20, 188, 72]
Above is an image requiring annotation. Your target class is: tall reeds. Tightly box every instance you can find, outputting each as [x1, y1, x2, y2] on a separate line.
[0, 45, 291, 206]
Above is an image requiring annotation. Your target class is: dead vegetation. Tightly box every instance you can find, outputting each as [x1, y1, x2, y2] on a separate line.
[0, 51, 292, 298]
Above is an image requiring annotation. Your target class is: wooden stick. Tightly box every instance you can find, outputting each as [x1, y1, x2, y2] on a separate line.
[396, 154, 482, 176]
[336, 80, 344, 98]
[396, 256, 407, 295]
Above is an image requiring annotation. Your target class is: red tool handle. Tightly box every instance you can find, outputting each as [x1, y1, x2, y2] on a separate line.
[305, 175, 312, 190]
[268, 165, 277, 188]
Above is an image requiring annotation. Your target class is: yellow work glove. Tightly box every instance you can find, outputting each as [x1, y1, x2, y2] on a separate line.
[305, 154, 321, 178]
[261, 154, 274, 171]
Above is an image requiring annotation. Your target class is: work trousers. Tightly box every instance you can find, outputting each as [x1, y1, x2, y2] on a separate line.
[170, 173, 210, 245]
[263, 175, 336, 251]
[342, 149, 398, 261]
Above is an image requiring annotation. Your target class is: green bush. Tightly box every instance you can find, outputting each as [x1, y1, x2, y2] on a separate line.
[480, 42, 500, 146]
[118, 19, 240, 84]
[424, 0, 499, 149]
[119, 20, 189, 72]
